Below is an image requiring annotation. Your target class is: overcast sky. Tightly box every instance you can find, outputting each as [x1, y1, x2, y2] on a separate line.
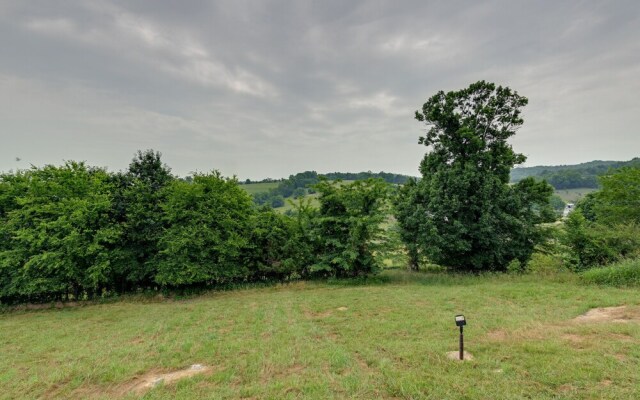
[1, 1, 639, 179]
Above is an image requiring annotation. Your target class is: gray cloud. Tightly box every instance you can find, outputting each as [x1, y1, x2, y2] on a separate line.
[1, 0, 639, 178]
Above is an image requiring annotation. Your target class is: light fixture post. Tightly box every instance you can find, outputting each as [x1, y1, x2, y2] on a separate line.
[459, 324, 464, 360]
[454, 314, 466, 360]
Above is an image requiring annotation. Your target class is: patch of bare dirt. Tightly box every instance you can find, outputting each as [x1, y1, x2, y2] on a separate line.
[486, 330, 508, 341]
[558, 384, 576, 393]
[609, 333, 635, 342]
[66, 365, 212, 399]
[337, 307, 348, 311]
[119, 364, 211, 396]
[303, 308, 333, 319]
[260, 363, 305, 384]
[445, 351, 473, 361]
[353, 351, 371, 371]
[573, 306, 639, 323]
[614, 354, 627, 361]
[562, 334, 585, 344]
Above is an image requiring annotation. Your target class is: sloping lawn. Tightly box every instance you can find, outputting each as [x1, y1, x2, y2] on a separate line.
[1, 271, 639, 399]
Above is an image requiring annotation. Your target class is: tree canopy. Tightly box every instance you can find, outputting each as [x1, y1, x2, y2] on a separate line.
[396, 81, 555, 272]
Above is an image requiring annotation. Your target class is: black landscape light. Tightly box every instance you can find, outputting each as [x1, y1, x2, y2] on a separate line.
[455, 315, 466, 360]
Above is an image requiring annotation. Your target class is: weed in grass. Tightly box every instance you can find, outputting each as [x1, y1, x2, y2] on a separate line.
[581, 258, 640, 287]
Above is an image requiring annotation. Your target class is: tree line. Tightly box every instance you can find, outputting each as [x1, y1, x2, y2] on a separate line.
[0, 151, 388, 304]
[251, 170, 411, 208]
[510, 158, 640, 189]
[3, 81, 635, 303]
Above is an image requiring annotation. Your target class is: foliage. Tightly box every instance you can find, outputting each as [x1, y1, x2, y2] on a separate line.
[117, 150, 174, 287]
[322, 171, 411, 184]
[563, 166, 640, 270]
[510, 157, 640, 188]
[308, 179, 389, 277]
[537, 169, 598, 189]
[525, 252, 568, 275]
[270, 195, 285, 208]
[244, 207, 299, 281]
[581, 257, 640, 287]
[549, 194, 566, 214]
[581, 258, 640, 286]
[592, 166, 640, 225]
[0, 162, 123, 302]
[250, 170, 412, 208]
[392, 178, 423, 270]
[401, 81, 554, 272]
[154, 172, 254, 286]
[563, 210, 640, 270]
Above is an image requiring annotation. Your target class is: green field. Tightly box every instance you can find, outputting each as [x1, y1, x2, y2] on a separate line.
[238, 182, 280, 195]
[554, 188, 598, 203]
[2, 271, 639, 399]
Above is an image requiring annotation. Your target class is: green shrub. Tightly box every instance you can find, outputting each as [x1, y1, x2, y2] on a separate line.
[155, 172, 254, 286]
[563, 211, 640, 270]
[1, 156, 392, 304]
[309, 179, 389, 278]
[0, 162, 123, 302]
[525, 253, 568, 275]
[244, 207, 298, 281]
[581, 258, 640, 287]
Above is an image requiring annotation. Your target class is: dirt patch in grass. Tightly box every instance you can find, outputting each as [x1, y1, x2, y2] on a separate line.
[446, 351, 473, 361]
[91, 364, 211, 398]
[260, 363, 306, 384]
[353, 351, 371, 371]
[303, 308, 333, 319]
[486, 330, 508, 341]
[122, 364, 211, 395]
[66, 365, 212, 398]
[562, 334, 585, 344]
[573, 306, 640, 323]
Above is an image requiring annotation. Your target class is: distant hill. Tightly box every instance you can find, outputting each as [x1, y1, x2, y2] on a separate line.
[242, 170, 415, 208]
[510, 158, 640, 189]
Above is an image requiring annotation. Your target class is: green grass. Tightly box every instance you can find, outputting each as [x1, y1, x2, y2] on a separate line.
[581, 258, 640, 287]
[2, 271, 639, 399]
[554, 187, 598, 203]
[238, 182, 279, 195]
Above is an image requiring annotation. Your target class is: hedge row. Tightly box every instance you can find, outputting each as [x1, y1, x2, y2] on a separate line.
[0, 152, 387, 304]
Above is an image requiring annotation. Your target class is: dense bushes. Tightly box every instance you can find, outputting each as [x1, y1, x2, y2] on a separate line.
[154, 173, 256, 286]
[0, 163, 124, 302]
[563, 166, 640, 270]
[563, 212, 640, 270]
[307, 179, 388, 277]
[0, 153, 389, 304]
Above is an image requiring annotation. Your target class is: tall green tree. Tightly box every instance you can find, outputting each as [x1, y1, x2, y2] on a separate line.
[393, 178, 422, 270]
[309, 178, 388, 277]
[401, 81, 554, 271]
[120, 150, 174, 285]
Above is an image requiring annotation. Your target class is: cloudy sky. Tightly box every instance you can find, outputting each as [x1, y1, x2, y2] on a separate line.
[1, 1, 639, 179]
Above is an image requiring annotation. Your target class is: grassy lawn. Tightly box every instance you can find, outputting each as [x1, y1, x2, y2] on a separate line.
[1, 271, 639, 399]
[554, 188, 598, 203]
